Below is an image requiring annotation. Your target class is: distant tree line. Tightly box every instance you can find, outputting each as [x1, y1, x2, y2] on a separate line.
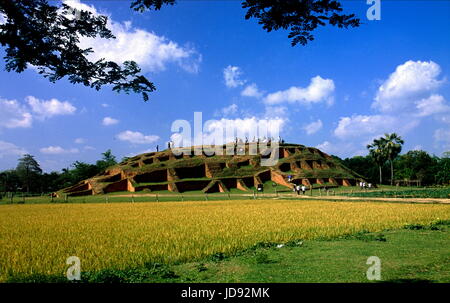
[0, 150, 117, 195]
[334, 151, 450, 186]
[1, 140, 449, 195]
[334, 133, 450, 186]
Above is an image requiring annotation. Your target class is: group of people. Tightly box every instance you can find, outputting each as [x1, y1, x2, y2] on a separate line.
[359, 181, 372, 190]
[294, 184, 307, 195]
[287, 175, 307, 195]
[240, 136, 285, 145]
[164, 136, 285, 152]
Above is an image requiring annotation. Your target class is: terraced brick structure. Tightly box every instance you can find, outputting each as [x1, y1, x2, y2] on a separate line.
[60, 143, 365, 196]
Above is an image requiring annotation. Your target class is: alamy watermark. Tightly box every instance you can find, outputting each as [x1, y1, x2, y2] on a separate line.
[66, 256, 81, 281]
[367, 0, 381, 21]
[169, 112, 282, 166]
[366, 256, 381, 281]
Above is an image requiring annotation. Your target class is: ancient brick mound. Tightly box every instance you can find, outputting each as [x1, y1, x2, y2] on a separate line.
[59, 143, 365, 196]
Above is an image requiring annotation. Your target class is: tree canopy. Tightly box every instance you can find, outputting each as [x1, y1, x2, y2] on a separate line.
[131, 0, 360, 46]
[16, 154, 42, 192]
[1, 0, 360, 100]
[0, 0, 155, 100]
[96, 149, 118, 171]
[0, 150, 118, 195]
[241, 0, 360, 46]
[382, 133, 404, 185]
[367, 138, 387, 184]
[435, 152, 450, 185]
[395, 150, 438, 185]
[366, 133, 404, 185]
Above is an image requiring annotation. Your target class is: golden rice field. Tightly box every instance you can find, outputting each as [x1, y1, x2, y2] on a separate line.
[0, 200, 449, 281]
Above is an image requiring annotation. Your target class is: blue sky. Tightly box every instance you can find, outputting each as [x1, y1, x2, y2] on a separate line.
[0, 0, 449, 172]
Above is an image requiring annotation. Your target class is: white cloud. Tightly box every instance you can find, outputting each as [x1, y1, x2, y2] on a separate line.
[201, 117, 286, 145]
[324, 60, 449, 157]
[223, 65, 245, 88]
[40, 146, 79, 154]
[0, 13, 6, 25]
[437, 115, 450, 125]
[224, 105, 238, 116]
[316, 141, 332, 152]
[64, 0, 201, 74]
[334, 114, 419, 139]
[0, 95, 76, 128]
[334, 115, 390, 139]
[302, 119, 323, 135]
[116, 130, 159, 144]
[434, 128, 450, 143]
[263, 106, 288, 120]
[26, 96, 76, 119]
[126, 148, 157, 157]
[316, 141, 333, 152]
[74, 138, 85, 144]
[316, 141, 365, 158]
[415, 94, 450, 117]
[101, 103, 110, 108]
[241, 83, 263, 98]
[83, 146, 96, 151]
[223, 104, 238, 116]
[316, 141, 346, 156]
[264, 76, 335, 106]
[102, 117, 119, 126]
[0, 98, 33, 128]
[372, 60, 444, 113]
[0, 141, 27, 158]
[215, 104, 238, 117]
[317, 60, 448, 158]
[434, 128, 450, 149]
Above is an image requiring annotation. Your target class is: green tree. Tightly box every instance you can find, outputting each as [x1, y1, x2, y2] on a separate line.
[39, 171, 62, 193]
[1, 0, 360, 99]
[381, 133, 404, 186]
[435, 152, 450, 185]
[96, 149, 117, 171]
[0, 0, 155, 100]
[70, 161, 100, 183]
[340, 155, 374, 183]
[56, 167, 78, 189]
[16, 154, 42, 193]
[132, 0, 360, 46]
[0, 169, 21, 194]
[367, 138, 388, 184]
[241, 0, 360, 46]
[394, 150, 438, 185]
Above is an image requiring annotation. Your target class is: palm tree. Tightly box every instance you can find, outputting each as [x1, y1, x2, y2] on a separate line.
[367, 138, 387, 184]
[382, 133, 404, 186]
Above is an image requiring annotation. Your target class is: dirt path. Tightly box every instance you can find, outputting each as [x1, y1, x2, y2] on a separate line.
[283, 195, 450, 204]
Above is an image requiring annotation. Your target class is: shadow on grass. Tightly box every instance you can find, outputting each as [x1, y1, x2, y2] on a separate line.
[381, 278, 434, 283]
